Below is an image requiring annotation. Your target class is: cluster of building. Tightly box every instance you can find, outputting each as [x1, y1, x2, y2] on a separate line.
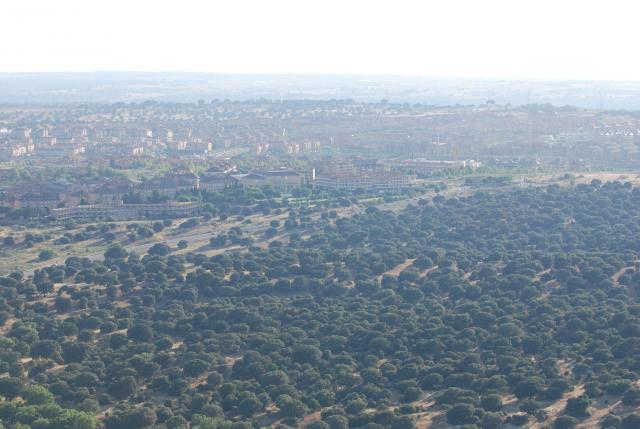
[2, 156, 424, 221]
[5, 101, 640, 169]
[2, 169, 201, 210]
[0, 111, 322, 167]
[50, 201, 200, 221]
[0, 124, 217, 164]
[311, 159, 414, 191]
[313, 172, 411, 191]
[377, 158, 481, 174]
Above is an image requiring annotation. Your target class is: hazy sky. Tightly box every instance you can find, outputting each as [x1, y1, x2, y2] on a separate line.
[3, 0, 639, 80]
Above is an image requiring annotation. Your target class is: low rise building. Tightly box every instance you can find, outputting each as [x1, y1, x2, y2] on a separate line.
[315, 172, 411, 192]
[197, 172, 231, 192]
[230, 170, 305, 190]
[140, 171, 198, 197]
[16, 192, 61, 208]
[378, 158, 480, 174]
[51, 201, 200, 220]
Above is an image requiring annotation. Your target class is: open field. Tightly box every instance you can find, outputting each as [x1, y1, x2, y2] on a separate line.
[5, 169, 639, 275]
[0, 183, 448, 274]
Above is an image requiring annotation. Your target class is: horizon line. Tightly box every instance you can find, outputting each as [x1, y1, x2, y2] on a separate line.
[1, 71, 640, 84]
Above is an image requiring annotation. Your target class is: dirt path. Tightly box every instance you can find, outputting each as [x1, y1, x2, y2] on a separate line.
[530, 384, 585, 429]
[610, 264, 639, 301]
[298, 410, 321, 428]
[612, 265, 635, 285]
[412, 399, 444, 429]
[575, 380, 640, 428]
[96, 406, 114, 420]
[415, 409, 444, 429]
[188, 373, 210, 389]
[533, 269, 551, 283]
[419, 266, 438, 279]
[378, 258, 416, 281]
[0, 317, 16, 335]
[224, 355, 242, 367]
[576, 396, 621, 428]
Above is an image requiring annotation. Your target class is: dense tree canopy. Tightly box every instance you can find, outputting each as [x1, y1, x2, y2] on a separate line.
[1, 182, 640, 428]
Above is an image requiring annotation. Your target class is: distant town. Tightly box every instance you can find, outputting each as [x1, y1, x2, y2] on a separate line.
[1, 100, 640, 222]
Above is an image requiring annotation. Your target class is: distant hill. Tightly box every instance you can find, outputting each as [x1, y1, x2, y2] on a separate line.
[2, 72, 640, 109]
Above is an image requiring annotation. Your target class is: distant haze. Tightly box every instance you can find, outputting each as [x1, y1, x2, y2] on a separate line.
[3, 73, 640, 109]
[3, 0, 640, 82]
